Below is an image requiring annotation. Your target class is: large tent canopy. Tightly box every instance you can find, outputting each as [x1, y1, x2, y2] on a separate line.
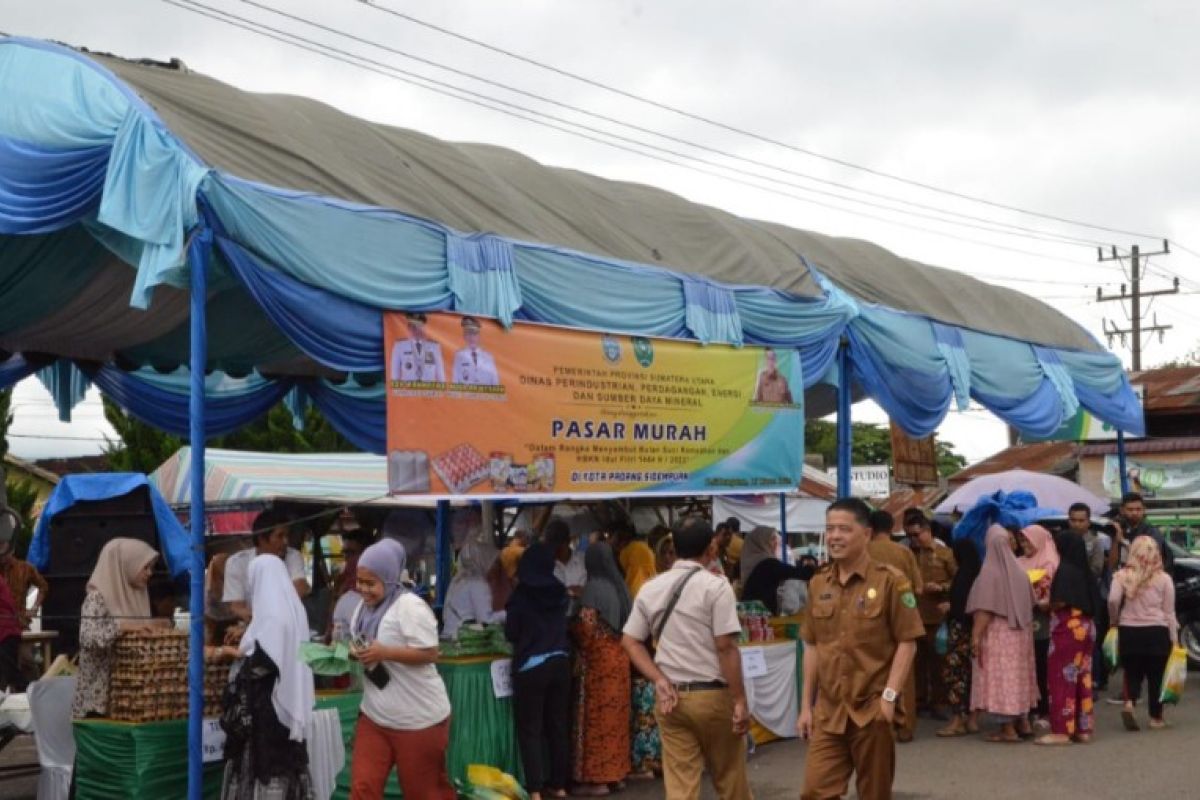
[0, 37, 1145, 450]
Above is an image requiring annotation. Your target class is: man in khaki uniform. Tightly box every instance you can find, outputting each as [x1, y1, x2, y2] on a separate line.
[799, 498, 923, 800]
[752, 350, 794, 404]
[867, 510, 922, 743]
[903, 508, 957, 715]
[623, 518, 751, 800]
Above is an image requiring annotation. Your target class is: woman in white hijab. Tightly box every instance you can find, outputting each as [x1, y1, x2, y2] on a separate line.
[442, 536, 505, 639]
[220, 555, 315, 800]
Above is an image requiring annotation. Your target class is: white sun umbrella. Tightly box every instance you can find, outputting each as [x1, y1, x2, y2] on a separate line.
[935, 469, 1110, 517]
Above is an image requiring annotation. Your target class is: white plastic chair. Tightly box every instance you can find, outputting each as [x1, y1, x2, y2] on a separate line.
[27, 677, 76, 800]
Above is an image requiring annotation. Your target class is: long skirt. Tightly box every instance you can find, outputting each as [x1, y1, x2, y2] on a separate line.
[630, 676, 662, 775]
[570, 609, 632, 784]
[971, 617, 1038, 718]
[941, 618, 973, 716]
[1047, 607, 1095, 737]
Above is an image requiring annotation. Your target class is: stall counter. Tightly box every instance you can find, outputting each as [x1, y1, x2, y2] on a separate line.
[72, 653, 521, 800]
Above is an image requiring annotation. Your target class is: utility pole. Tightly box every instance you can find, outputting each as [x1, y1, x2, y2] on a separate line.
[1096, 240, 1177, 371]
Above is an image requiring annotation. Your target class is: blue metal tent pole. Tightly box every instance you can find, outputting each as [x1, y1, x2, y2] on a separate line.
[187, 230, 211, 800]
[779, 493, 789, 564]
[836, 339, 852, 499]
[435, 500, 450, 607]
[1117, 429, 1130, 496]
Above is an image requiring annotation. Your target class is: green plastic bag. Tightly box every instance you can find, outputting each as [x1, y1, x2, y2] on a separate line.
[1102, 627, 1119, 670]
[299, 641, 353, 676]
[934, 622, 949, 656]
[1160, 646, 1188, 705]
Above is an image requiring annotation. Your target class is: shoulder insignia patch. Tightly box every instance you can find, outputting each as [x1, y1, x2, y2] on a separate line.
[901, 591, 917, 609]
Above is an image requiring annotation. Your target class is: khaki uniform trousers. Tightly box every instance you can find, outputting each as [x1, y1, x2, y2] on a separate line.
[655, 688, 752, 800]
[801, 718, 895, 800]
[898, 666, 917, 739]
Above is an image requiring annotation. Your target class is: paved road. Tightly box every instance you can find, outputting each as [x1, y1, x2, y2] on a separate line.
[2, 678, 1196, 798]
[620, 677, 1200, 799]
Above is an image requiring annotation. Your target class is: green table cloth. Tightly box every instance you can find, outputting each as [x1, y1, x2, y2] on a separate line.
[73, 717, 225, 799]
[73, 655, 522, 800]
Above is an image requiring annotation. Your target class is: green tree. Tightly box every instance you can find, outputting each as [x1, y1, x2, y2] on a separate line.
[102, 398, 184, 473]
[0, 389, 38, 556]
[805, 419, 967, 478]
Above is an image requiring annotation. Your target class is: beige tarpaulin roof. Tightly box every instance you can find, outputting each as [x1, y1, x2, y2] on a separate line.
[98, 53, 1100, 352]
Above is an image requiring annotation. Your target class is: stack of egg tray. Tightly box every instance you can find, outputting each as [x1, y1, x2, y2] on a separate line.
[108, 629, 189, 722]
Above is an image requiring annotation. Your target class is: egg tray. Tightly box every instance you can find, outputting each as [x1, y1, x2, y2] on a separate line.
[107, 630, 232, 722]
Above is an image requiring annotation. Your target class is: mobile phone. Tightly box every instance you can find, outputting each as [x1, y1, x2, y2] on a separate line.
[352, 634, 390, 689]
[365, 664, 390, 689]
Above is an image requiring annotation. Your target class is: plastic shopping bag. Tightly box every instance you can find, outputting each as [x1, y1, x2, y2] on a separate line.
[299, 641, 353, 676]
[1102, 627, 1120, 670]
[458, 765, 529, 800]
[1160, 646, 1188, 705]
[934, 621, 950, 656]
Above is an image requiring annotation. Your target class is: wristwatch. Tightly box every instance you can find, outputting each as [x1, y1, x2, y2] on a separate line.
[881, 687, 899, 703]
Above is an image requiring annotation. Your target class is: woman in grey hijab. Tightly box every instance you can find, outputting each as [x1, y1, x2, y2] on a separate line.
[570, 544, 634, 793]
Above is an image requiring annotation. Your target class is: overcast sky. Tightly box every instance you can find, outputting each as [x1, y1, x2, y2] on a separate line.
[5, 1, 1199, 466]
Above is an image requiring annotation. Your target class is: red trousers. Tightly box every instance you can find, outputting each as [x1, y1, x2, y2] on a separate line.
[350, 714, 456, 800]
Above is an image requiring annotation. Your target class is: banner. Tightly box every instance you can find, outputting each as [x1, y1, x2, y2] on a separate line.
[1103, 455, 1200, 501]
[1030, 385, 1145, 443]
[384, 313, 804, 497]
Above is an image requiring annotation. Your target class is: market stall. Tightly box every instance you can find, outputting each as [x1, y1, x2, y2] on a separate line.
[0, 35, 1144, 799]
[71, 656, 520, 800]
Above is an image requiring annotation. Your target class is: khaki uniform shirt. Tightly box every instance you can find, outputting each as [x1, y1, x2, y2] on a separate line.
[914, 543, 957, 625]
[623, 561, 741, 684]
[801, 559, 925, 734]
[867, 538, 923, 596]
[753, 372, 794, 404]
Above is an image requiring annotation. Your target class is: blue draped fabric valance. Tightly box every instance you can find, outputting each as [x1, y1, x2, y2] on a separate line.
[0, 35, 1145, 446]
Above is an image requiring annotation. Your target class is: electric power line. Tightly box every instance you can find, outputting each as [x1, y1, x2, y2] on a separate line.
[223, 0, 1122, 252]
[355, 0, 1169, 244]
[161, 0, 1116, 274]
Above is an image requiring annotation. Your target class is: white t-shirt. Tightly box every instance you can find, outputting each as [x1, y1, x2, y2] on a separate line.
[356, 593, 452, 730]
[223, 548, 307, 603]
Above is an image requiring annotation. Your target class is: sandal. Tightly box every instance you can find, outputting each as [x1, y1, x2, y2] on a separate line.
[1034, 734, 1072, 746]
[984, 732, 1021, 743]
[1149, 718, 1167, 730]
[1072, 734, 1093, 744]
[1121, 709, 1140, 732]
[936, 723, 968, 738]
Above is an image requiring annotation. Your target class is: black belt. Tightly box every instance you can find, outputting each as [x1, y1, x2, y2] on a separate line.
[673, 680, 728, 693]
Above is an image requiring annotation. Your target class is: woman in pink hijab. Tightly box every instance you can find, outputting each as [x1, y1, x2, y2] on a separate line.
[968, 526, 1039, 742]
[1017, 524, 1060, 724]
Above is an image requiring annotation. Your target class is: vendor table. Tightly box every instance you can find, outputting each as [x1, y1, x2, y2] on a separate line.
[73, 655, 520, 800]
[739, 639, 803, 746]
[73, 708, 343, 800]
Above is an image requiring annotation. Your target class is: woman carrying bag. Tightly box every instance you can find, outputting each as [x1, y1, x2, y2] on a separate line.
[1109, 536, 1178, 732]
[349, 538, 455, 799]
